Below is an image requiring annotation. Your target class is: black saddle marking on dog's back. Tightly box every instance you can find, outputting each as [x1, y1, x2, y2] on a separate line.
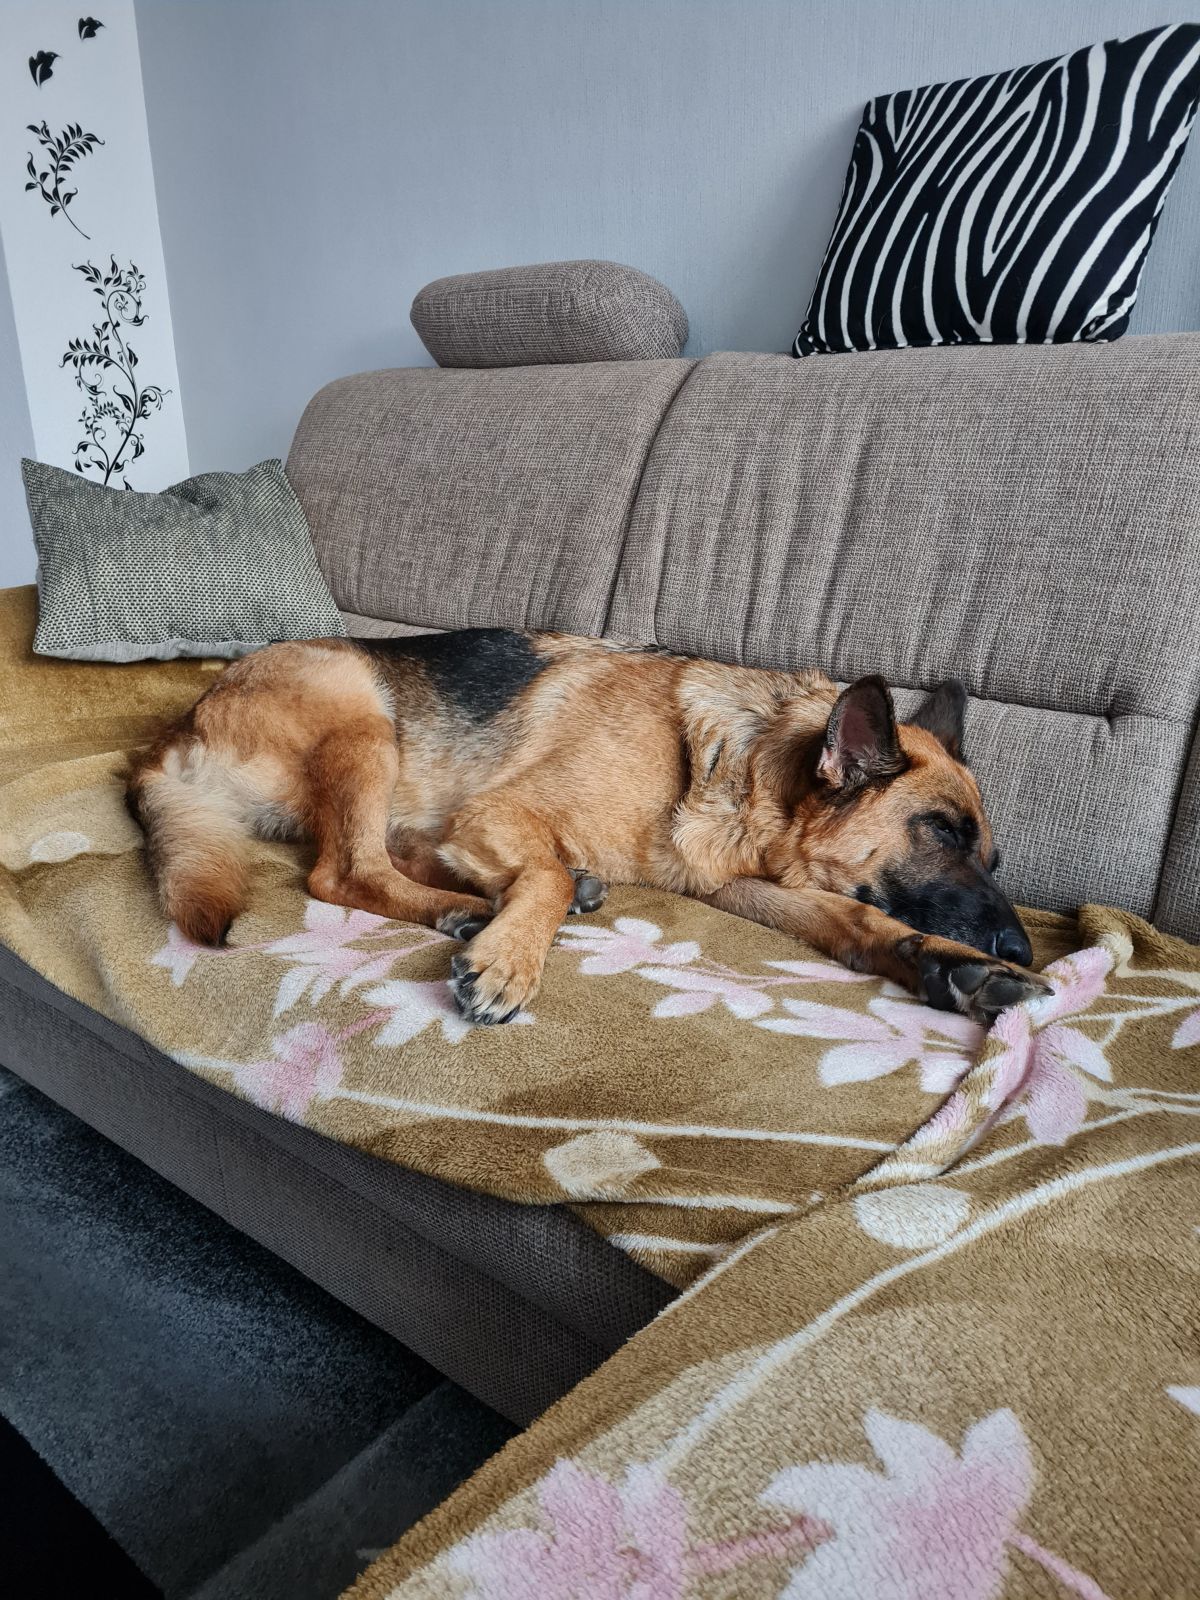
[361, 628, 548, 722]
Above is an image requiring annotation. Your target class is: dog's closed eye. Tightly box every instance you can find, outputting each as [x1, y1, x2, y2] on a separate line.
[918, 811, 977, 850]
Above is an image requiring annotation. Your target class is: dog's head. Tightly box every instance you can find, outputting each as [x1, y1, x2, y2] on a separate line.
[785, 676, 1031, 965]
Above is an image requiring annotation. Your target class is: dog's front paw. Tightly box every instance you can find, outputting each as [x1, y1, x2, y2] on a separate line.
[915, 939, 1051, 1025]
[450, 942, 542, 1024]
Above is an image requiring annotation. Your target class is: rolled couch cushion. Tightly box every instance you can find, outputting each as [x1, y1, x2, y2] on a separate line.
[410, 260, 689, 367]
[23, 457, 344, 661]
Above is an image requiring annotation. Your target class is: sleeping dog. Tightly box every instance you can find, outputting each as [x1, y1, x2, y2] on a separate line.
[128, 628, 1048, 1025]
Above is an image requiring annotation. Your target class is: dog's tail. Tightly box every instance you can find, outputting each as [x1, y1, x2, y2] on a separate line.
[127, 736, 251, 945]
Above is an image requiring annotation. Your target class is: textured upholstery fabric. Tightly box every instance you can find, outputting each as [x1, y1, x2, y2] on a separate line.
[410, 261, 688, 368]
[1156, 720, 1200, 942]
[339, 611, 440, 639]
[610, 341, 1200, 921]
[287, 360, 693, 632]
[0, 945, 672, 1425]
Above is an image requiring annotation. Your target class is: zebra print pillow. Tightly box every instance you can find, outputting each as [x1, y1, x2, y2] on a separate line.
[793, 23, 1200, 356]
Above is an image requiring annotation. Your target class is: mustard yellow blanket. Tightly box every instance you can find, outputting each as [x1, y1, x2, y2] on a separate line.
[1, 586, 1197, 1594]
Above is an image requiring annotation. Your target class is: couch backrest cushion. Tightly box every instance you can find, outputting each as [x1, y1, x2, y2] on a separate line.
[610, 342, 1200, 923]
[287, 361, 692, 635]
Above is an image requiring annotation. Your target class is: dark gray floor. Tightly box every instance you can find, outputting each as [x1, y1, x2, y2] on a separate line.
[0, 1066, 516, 1599]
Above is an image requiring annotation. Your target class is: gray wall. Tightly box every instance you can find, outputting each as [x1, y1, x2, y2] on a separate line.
[134, 0, 1200, 477]
[0, 236, 35, 586]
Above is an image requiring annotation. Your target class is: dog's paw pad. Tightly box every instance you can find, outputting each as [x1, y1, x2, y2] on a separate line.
[568, 873, 608, 915]
[919, 946, 1049, 1024]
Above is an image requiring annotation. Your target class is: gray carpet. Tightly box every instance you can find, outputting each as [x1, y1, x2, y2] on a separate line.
[0, 1066, 516, 1599]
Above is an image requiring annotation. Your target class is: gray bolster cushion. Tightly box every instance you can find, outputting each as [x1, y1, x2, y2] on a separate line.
[410, 260, 689, 367]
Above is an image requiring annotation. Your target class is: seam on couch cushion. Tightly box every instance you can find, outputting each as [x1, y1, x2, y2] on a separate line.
[600, 359, 700, 637]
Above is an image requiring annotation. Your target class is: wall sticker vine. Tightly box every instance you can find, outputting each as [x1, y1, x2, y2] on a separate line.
[61, 258, 168, 487]
[2, 0, 189, 515]
[25, 122, 105, 239]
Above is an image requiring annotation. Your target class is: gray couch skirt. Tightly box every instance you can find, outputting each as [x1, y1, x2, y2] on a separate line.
[0, 944, 673, 1426]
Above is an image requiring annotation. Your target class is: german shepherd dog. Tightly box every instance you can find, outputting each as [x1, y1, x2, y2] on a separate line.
[128, 629, 1049, 1026]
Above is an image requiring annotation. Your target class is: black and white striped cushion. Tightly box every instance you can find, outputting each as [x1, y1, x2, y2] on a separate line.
[793, 23, 1200, 356]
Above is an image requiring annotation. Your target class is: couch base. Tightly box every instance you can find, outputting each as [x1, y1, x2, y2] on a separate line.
[0, 946, 672, 1427]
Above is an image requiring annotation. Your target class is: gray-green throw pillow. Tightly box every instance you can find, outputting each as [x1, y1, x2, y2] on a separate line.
[23, 457, 345, 661]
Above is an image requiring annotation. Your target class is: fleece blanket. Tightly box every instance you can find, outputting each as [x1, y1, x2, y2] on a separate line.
[349, 909, 1200, 1598]
[1, 585, 1197, 1595]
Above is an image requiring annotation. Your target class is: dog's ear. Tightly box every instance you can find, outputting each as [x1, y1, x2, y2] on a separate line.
[910, 679, 967, 761]
[818, 676, 906, 790]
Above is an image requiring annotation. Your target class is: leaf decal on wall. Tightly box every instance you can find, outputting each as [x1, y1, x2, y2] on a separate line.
[78, 18, 105, 40]
[24, 122, 105, 240]
[29, 50, 59, 87]
[62, 261, 170, 486]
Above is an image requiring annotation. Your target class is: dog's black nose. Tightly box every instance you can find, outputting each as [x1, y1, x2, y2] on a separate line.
[992, 926, 1032, 966]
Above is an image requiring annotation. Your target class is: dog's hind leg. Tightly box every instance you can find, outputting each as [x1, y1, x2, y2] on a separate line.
[438, 794, 576, 1024]
[705, 879, 1050, 1025]
[305, 719, 490, 927]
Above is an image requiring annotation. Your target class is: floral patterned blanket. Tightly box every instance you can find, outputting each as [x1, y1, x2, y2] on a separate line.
[349, 907, 1200, 1599]
[1, 586, 1198, 1594]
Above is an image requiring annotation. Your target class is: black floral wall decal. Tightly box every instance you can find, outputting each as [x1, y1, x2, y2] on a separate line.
[61, 259, 168, 488]
[78, 18, 104, 40]
[25, 122, 105, 240]
[29, 50, 59, 87]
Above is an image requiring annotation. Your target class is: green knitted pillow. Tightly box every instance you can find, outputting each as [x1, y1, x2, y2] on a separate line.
[23, 457, 345, 661]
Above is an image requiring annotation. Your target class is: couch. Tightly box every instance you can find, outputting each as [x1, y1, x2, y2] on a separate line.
[3, 273, 1200, 1451]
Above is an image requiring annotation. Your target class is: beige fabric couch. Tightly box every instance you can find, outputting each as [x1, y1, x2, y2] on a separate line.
[4, 293, 1200, 1426]
[291, 336, 1200, 937]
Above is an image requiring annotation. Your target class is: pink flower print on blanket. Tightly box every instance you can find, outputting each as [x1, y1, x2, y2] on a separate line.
[639, 965, 780, 1020]
[558, 916, 871, 1021]
[265, 900, 419, 1016]
[984, 945, 1115, 1146]
[449, 1457, 824, 1599]
[558, 917, 701, 976]
[359, 975, 498, 1045]
[150, 922, 206, 987]
[1028, 945, 1112, 1025]
[763, 1408, 1109, 1600]
[226, 1022, 345, 1121]
[758, 996, 981, 1091]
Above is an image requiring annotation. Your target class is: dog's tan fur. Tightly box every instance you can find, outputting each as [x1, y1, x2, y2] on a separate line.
[128, 631, 1047, 1025]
